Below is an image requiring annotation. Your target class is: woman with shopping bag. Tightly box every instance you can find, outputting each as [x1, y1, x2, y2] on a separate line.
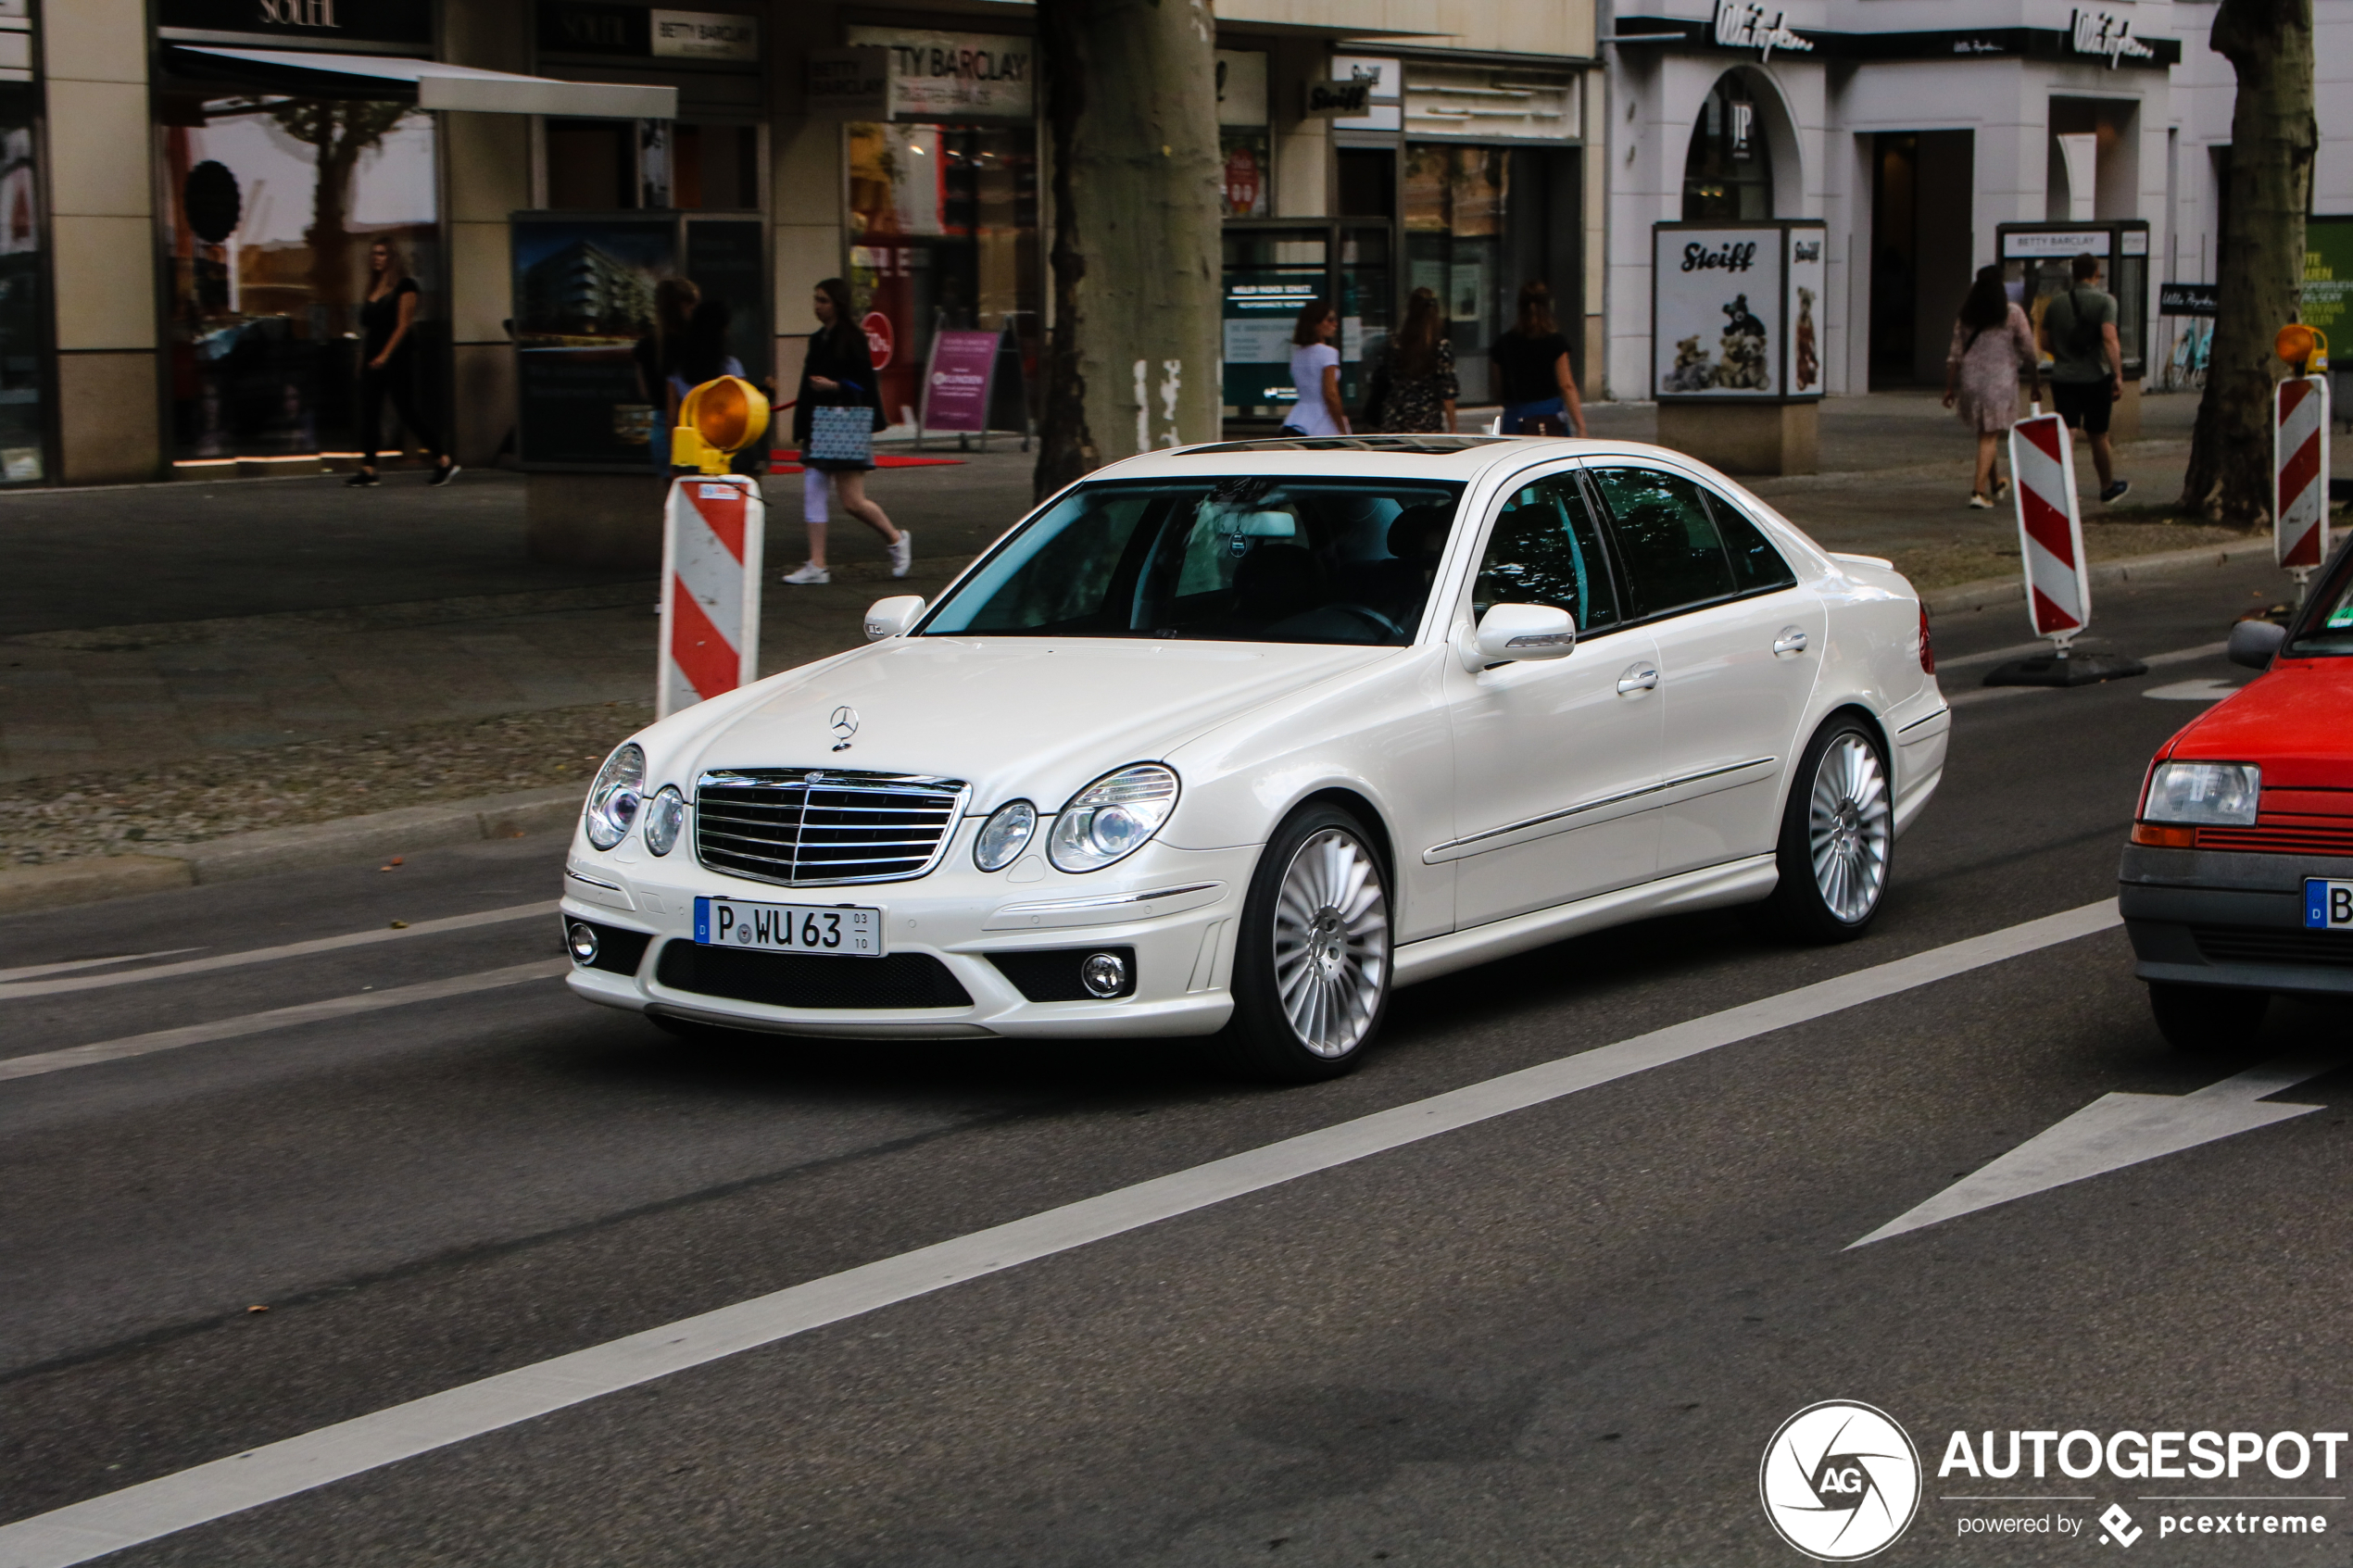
[784, 278, 910, 586]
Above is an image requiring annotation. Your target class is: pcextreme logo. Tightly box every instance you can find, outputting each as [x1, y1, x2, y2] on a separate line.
[1760, 1400, 1923, 1561]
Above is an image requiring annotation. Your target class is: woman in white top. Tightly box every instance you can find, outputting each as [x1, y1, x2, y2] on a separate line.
[1283, 301, 1349, 438]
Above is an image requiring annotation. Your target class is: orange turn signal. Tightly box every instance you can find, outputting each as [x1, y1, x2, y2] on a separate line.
[2131, 822, 2196, 848]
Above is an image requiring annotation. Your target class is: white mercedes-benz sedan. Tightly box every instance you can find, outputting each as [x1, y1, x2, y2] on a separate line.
[560, 435, 1948, 1080]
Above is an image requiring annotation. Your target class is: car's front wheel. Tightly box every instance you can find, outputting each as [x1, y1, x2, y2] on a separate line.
[2146, 981, 2270, 1054]
[1222, 805, 1392, 1082]
[1756, 716, 1893, 942]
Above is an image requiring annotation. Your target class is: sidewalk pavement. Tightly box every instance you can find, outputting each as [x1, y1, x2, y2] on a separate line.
[0, 390, 2329, 871]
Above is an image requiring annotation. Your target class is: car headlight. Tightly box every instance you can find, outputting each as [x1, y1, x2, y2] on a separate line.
[2142, 760, 2260, 825]
[643, 784, 687, 856]
[1048, 764, 1178, 872]
[584, 743, 646, 850]
[973, 799, 1037, 871]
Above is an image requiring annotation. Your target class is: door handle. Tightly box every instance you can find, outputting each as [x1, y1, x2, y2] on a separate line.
[1617, 663, 1659, 696]
[1773, 627, 1809, 656]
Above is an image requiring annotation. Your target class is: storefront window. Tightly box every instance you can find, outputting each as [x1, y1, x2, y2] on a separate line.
[845, 120, 1038, 425]
[1405, 144, 1576, 403]
[1221, 131, 1271, 219]
[162, 96, 440, 465]
[0, 83, 43, 483]
[1683, 77, 1773, 220]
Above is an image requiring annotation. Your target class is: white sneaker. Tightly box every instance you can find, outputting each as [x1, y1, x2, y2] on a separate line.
[887, 530, 913, 579]
[782, 562, 830, 585]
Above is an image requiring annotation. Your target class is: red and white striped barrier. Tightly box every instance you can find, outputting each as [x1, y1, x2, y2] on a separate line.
[2274, 373, 2332, 574]
[658, 474, 764, 719]
[2008, 411, 2093, 642]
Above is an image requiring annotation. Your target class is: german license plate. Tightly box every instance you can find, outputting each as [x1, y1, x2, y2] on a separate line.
[694, 897, 883, 957]
[2306, 880, 2353, 931]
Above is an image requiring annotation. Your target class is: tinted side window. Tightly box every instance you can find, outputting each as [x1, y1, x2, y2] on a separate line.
[1588, 467, 1735, 616]
[1704, 492, 1799, 592]
[1473, 475, 1620, 631]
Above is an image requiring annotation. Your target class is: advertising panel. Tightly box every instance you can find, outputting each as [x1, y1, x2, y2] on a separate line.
[511, 214, 675, 470]
[922, 329, 998, 433]
[1654, 223, 1786, 399]
[2304, 216, 2353, 345]
[1785, 226, 1826, 395]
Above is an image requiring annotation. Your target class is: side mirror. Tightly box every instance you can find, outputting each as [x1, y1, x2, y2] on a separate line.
[2226, 618, 2286, 671]
[863, 596, 925, 641]
[1468, 603, 1577, 667]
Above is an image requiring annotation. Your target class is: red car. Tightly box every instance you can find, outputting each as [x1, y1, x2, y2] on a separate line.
[2122, 537, 2353, 1048]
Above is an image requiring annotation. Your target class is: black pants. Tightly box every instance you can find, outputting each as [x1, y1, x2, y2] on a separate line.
[359, 358, 443, 466]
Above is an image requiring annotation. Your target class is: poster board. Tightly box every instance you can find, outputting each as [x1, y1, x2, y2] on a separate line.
[1652, 221, 1824, 401]
[511, 213, 675, 470]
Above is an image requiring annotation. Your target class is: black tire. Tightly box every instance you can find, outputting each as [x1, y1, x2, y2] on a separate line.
[2145, 982, 2270, 1054]
[1755, 716, 1894, 944]
[1217, 805, 1392, 1083]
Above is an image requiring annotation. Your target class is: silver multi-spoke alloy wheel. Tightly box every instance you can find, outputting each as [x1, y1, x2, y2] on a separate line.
[1807, 733, 1891, 923]
[1270, 827, 1390, 1058]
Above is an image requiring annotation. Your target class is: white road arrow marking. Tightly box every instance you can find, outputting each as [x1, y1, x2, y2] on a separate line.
[1850, 1055, 2337, 1248]
[2143, 678, 2239, 702]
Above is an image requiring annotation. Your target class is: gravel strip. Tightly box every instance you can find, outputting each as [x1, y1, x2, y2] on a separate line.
[1, 701, 653, 868]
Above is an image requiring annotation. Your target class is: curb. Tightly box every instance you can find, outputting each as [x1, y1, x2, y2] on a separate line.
[0, 784, 581, 917]
[1922, 537, 2273, 617]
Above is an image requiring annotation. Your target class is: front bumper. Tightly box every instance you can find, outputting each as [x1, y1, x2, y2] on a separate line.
[559, 825, 1255, 1039]
[2118, 843, 2353, 997]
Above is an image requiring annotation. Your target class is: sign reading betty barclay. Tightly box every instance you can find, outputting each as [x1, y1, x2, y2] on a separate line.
[843, 26, 1032, 119]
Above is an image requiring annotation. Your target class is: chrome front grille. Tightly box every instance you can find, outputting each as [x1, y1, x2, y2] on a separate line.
[694, 769, 967, 887]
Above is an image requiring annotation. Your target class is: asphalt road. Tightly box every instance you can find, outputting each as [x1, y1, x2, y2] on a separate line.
[2, 555, 2347, 1568]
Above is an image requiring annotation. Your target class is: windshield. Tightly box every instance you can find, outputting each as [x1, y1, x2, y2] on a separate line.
[2288, 546, 2353, 658]
[919, 477, 1467, 646]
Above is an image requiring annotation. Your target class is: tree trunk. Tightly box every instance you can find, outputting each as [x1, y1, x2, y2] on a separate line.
[2178, 0, 2317, 525]
[1033, 0, 1224, 501]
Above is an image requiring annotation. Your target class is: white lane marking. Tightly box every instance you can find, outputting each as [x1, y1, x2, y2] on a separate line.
[1934, 639, 2076, 672]
[0, 898, 2123, 1568]
[1947, 640, 2229, 709]
[0, 961, 570, 1083]
[2143, 678, 2239, 702]
[0, 903, 558, 1001]
[1849, 1053, 2334, 1248]
[0, 949, 202, 984]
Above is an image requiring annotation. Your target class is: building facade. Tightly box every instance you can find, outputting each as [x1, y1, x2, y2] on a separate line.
[1601, 0, 2353, 407]
[14, 0, 1605, 489]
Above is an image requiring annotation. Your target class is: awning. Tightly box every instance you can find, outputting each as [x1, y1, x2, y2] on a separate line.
[165, 46, 677, 119]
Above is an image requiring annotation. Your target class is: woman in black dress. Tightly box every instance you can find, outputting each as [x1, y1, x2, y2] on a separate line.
[345, 238, 455, 487]
[783, 277, 907, 585]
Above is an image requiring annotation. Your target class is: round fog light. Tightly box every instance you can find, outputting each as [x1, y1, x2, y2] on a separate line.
[1080, 951, 1128, 998]
[567, 922, 600, 965]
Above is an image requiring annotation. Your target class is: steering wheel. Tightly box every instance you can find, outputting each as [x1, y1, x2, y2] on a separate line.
[1330, 602, 1405, 640]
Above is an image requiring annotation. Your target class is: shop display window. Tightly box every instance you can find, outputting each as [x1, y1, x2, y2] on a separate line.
[0, 84, 42, 483]
[162, 94, 440, 465]
[845, 121, 1038, 426]
[1405, 143, 1576, 404]
[1682, 77, 1772, 221]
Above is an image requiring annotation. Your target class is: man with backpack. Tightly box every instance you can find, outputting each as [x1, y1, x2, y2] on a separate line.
[2039, 254, 2131, 504]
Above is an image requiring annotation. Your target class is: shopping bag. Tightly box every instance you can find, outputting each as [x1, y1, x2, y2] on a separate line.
[807, 404, 874, 465]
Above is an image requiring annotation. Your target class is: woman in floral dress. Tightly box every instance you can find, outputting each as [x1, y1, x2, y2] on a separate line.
[1365, 288, 1458, 433]
[1943, 264, 2043, 508]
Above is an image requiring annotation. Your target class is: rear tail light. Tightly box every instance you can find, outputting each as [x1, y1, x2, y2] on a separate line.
[1918, 605, 1936, 674]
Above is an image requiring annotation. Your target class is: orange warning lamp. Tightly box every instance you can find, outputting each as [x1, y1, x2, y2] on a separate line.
[673, 376, 771, 476]
[2275, 323, 2330, 372]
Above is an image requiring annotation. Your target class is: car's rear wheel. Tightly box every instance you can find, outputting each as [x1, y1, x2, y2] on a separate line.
[2145, 981, 2270, 1054]
[1755, 717, 1893, 943]
[1220, 806, 1391, 1082]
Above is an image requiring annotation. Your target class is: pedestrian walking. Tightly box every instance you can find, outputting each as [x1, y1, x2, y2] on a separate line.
[1941, 264, 2041, 508]
[1280, 300, 1349, 437]
[1490, 281, 1588, 437]
[1361, 287, 1458, 433]
[633, 276, 699, 472]
[2038, 254, 2132, 504]
[783, 278, 908, 586]
[345, 238, 456, 487]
